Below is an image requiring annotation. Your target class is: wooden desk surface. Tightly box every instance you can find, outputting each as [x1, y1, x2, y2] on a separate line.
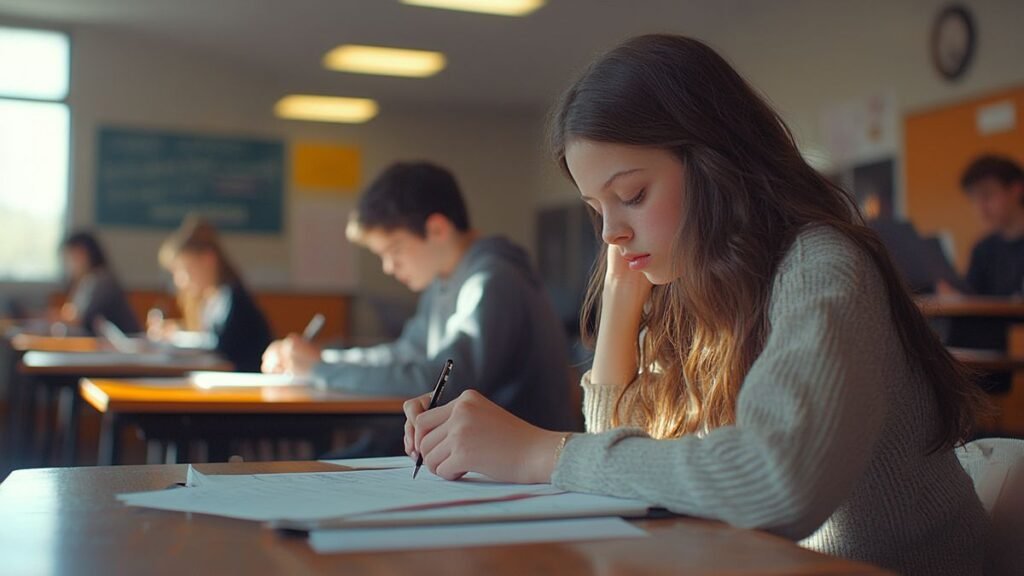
[949, 347, 1024, 372]
[81, 377, 407, 415]
[18, 350, 233, 377]
[9, 334, 103, 353]
[0, 461, 890, 576]
[917, 294, 1024, 317]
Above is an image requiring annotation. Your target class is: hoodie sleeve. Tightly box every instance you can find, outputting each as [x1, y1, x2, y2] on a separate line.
[311, 266, 527, 399]
[317, 292, 431, 369]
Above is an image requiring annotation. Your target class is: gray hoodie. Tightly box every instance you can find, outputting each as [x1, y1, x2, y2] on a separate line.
[313, 236, 574, 431]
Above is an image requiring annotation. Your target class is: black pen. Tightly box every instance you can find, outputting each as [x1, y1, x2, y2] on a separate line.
[413, 358, 454, 479]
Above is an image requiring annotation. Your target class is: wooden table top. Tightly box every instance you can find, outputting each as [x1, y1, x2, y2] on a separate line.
[80, 377, 407, 415]
[917, 294, 1024, 317]
[0, 461, 890, 576]
[18, 350, 233, 377]
[949, 347, 1024, 372]
[8, 334, 103, 353]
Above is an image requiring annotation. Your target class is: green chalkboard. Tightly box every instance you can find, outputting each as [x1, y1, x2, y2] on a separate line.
[96, 127, 284, 232]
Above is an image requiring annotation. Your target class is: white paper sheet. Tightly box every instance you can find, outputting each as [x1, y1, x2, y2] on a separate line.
[308, 517, 646, 554]
[326, 491, 651, 528]
[319, 456, 415, 470]
[118, 467, 562, 522]
[188, 372, 310, 389]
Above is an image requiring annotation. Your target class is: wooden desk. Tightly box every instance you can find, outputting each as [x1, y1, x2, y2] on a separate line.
[19, 350, 232, 377]
[9, 334, 102, 353]
[949, 347, 1024, 373]
[917, 295, 1024, 318]
[80, 377, 405, 466]
[0, 461, 890, 576]
[15, 351, 233, 467]
[3, 335, 103, 466]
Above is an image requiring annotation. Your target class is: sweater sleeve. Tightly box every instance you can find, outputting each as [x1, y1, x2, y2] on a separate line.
[552, 231, 894, 540]
[579, 370, 644, 433]
[311, 269, 528, 399]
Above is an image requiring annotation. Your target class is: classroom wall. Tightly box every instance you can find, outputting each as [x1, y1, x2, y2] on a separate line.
[531, 0, 1024, 218]
[9, 1, 1024, 320]
[59, 24, 553, 336]
[726, 0, 1024, 218]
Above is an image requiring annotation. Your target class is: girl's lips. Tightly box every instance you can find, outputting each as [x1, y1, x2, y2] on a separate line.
[625, 254, 651, 271]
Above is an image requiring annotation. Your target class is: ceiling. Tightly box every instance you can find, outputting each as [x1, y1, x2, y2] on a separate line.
[0, 0, 759, 109]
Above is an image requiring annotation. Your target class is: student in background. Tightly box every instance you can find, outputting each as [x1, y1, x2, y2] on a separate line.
[263, 162, 574, 435]
[959, 155, 1024, 296]
[946, 155, 1024, 393]
[150, 216, 272, 372]
[404, 35, 988, 575]
[57, 231, 140, 335]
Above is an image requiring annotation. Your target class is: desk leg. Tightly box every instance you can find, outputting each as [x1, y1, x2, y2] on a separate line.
[35, 381, 56, 466]
[98, 413, 122, 466]
[6, 370, 25, 464]
[57, 384, 80, 466]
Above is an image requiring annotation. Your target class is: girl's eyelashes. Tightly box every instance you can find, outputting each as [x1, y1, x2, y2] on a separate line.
[624, 188, 646, 206]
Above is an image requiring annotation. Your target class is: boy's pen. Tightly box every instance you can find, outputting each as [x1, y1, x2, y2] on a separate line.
[301, 313, 326, 341]
[413, 359, 455, 479]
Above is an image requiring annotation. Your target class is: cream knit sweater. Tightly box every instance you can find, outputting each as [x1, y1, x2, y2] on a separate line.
[551, 227, 987, 575]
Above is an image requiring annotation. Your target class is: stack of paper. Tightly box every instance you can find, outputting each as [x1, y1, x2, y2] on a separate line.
[119, 467, 565, 522]
[117, 465, 652, 553]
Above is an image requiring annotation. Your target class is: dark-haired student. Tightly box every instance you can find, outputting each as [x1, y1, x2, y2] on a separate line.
[403, 35, 989, 575]
[58, 231, 140, 335]
[945, 155, 1024, 393]
[148, 216, 272, 372]
[960, 155, 1024, 295]
[263, 162, 573, 434]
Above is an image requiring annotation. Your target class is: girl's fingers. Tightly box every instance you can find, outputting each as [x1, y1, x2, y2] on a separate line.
[422, 437, 453, 476]
[403, 394, 431, 421]
[403, 421, 415, 456]
[417, 413, 455, 463]
[412, 401, 455, 453]
[434, 447, 469, 481]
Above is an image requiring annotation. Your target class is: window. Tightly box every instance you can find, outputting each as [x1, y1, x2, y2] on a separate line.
[0, 26, 70, 281]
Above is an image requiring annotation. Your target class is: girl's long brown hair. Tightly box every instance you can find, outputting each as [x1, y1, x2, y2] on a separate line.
[549, 34, 985, 451]
[159, 215, 242, 330]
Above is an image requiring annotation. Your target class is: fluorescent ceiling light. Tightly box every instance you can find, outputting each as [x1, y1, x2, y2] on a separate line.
[400, 0, 545, 17]
[323, 45, 446, 78]
[274, 95, 379, 124]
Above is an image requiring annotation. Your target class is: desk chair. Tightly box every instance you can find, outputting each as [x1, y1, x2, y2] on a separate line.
[956, 438, 1024, 575]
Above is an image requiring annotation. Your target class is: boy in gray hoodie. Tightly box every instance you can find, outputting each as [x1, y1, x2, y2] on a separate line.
[263, 162, 573, 432]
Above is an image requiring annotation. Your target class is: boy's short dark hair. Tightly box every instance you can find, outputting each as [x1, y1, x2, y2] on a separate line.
[351, 162, 470, 238]
[961, 155, 1024, 190]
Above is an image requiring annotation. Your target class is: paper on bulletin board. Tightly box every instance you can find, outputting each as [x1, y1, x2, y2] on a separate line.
[291, 142, 361, 195]
[819, 92, 898, 167]
[290, 198, 358, 290]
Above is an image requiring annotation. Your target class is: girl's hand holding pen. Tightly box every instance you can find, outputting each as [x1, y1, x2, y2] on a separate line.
[403, 390, 566, 484]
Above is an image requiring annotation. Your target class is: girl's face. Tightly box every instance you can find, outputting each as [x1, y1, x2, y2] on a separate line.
[169, 251, 217, 296]
[565, 139, 686, 285]
[62, 246, 89, 281]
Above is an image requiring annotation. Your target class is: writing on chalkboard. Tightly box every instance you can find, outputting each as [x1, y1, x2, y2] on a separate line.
[96, 127, 285, 233]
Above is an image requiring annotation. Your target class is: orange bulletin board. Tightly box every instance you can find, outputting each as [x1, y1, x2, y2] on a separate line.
[904, 86, 1024, 272]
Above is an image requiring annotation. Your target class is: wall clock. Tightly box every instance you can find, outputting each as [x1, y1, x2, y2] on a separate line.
[931, 5, 976, 82]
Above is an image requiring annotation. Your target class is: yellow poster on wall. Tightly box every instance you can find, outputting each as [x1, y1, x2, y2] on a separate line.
[291, 142, 361, 194]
